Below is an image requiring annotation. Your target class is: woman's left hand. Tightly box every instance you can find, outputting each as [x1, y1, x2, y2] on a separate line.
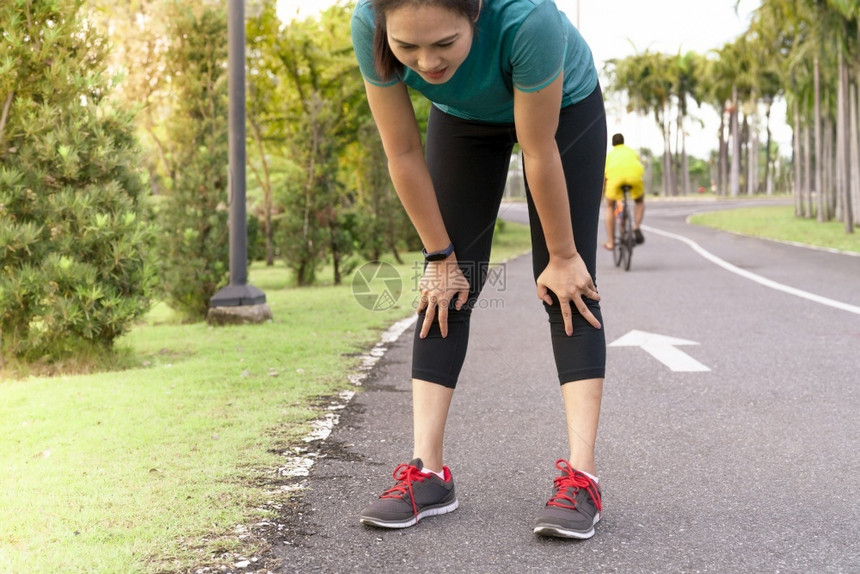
[536, 253, 601, 335]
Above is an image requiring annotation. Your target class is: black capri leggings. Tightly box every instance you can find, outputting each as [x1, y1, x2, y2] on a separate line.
[413, 84, 607, 388]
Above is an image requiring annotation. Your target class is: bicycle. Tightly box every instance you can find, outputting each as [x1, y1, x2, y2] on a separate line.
[612, 184, 635, 271]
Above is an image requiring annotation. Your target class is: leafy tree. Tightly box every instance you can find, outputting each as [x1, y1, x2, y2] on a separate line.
[246, 0, 284, 267]
[271, 16, 341, 286]
[84, 0, 173, 196]
[155, 3, 230, 319]
[249, 2, 415, 285]
[0, 0, 156, 362]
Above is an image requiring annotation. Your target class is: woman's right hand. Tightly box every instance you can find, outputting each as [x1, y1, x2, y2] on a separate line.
[416, 255, 470, 339]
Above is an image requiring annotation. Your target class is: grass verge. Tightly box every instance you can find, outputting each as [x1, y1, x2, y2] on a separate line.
[0, 221, 532, 573]
[689, 204, 860, 254]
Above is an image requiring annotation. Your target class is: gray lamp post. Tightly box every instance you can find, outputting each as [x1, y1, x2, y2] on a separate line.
[208, 0, 272, 324]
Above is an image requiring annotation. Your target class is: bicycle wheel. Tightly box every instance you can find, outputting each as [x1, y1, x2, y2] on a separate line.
[612, 199, 625, 267]
[618, 235, 630, 270]
[622, 201, 634, 271]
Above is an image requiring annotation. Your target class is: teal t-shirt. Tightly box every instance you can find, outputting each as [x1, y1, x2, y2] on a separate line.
[351, 0, 598, 123]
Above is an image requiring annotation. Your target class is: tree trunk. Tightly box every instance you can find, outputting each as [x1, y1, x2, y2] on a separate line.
[764, 100, 773, 195]
[836, 51, 846, 224]
[747, 92, 759, 196]
[0, 90, 14, 156]
[823, 116, 833, 220]
[299, 96, 323, 286]
[793, 102, 803, 217]
[662, 107, 674, 196]
[330, 213, 341, 285]
[804, 120, 813, 218]
[854, 20, 860, 226]
[718, 109, 728, 196]
[741, 112, 750, 195]
[850, 79, 859, 228]
[839, 48, 853, 233]
[249, 118, 275, 266]
[681, 129, 691, 196]
[730, 86, 741, 197]
[675, 110, 688, 196]
[814, 56, 825, 222]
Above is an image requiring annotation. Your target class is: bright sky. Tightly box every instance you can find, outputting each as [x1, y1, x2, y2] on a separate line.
[554, 0, 795, 157]
[276, 0, 758, 57]
[554, 0, 794, 158]
[560, 0, 759, 61]
[277, 0, 792, 157]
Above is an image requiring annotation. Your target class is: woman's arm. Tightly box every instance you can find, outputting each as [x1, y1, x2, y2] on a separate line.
[363, 80, 469, 337]
[514, 73, 601, 333]
[364, 81, 451, 253]
[514, 75, 574, 258]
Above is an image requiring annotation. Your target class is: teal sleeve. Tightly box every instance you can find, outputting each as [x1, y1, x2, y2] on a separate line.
[350, 1, 399, 87]
[511, 0, 565, 92]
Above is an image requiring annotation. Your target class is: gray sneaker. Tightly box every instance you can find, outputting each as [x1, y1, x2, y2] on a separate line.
[360, 458, 458, 529]
[533, 459, 602, 539]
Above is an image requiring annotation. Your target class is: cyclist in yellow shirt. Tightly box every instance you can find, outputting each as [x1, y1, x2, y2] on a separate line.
[603, 133, 645, 250]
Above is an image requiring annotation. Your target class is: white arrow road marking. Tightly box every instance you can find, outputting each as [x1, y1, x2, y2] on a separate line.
[609, 330, 711, 372]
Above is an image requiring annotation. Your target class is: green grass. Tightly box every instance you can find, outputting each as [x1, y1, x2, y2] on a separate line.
[0, 221, 532, 574]
[689, 204, 860, 254]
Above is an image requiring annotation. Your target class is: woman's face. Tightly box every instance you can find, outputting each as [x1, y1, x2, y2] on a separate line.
[385, 4, 474, 84]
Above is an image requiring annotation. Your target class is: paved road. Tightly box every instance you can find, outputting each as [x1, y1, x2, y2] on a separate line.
[274, 198, 860, 573]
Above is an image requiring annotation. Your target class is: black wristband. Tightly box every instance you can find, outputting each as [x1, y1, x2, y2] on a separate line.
[422, 242, 455, 261]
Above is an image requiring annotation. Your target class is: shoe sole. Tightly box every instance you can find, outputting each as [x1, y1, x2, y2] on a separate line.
[533, 513, 600, 540]
[360, 499, 459, 529]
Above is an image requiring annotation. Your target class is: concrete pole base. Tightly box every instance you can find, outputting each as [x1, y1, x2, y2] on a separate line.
[206, 303, 273, 326]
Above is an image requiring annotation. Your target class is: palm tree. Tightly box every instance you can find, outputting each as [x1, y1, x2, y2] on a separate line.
[675, 51, 703, 196]
[825, 0, 858, 232]
[745, 7, 787, 194]
[608, 50, 677, 195]
[715, 37, 757, 197]
[700, 50, 736, 196]
[754, 0, 833, 219]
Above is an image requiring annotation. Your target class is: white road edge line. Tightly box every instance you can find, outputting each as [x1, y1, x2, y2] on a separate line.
[277, 315, 418, 482]
[642, 224, 860, 316]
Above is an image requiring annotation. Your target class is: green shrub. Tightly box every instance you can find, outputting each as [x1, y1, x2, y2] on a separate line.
[0, 0, 156, 362]
[155, 4, 230, 320]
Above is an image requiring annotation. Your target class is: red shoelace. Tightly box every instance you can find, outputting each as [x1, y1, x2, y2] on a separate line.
[546, 459, 602, 513]
[379, 462, 428, 517]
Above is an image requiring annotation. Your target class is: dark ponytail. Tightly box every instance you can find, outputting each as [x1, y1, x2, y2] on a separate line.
[371, 0, 480, 82]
